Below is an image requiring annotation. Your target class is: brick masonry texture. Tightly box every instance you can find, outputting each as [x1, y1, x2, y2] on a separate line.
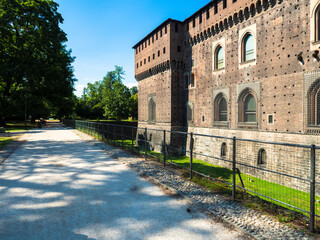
[133, 0, 320, 193]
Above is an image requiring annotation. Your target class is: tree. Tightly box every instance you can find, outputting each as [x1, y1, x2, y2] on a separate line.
[76, 66, 138, 121]
[0, 0, 76, 124]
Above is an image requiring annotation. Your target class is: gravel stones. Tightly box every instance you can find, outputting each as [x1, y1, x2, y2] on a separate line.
[75, 130, 314, 240]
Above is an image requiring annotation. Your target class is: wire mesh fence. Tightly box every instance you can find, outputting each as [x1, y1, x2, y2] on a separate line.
[63, 119, 319, 233]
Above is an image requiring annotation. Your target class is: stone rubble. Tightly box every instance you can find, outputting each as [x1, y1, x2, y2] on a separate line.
[75, 130, 315, 240]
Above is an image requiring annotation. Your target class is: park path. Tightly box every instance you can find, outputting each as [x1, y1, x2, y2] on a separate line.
[0, 124, 245, 240]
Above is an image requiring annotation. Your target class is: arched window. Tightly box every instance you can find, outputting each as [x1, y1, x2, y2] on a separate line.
[238, 89, 257, 123]
[315, 5, 320, 41]
[219, 97, 228, 121]
[215, 45, 224, 70]
[243, 33, 254, 62]
[257, 149, 266, 165]
[214, 94, 228, 122]
[221, 142, 227, 158]
[308, 79, 320, 126]
[244, 94, 256, 122]
[148, 98, 156, 122]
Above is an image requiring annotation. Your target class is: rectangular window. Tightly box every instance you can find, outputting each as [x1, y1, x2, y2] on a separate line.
[144, 59, 146, 64]
[152, 36, 154, 43]
[160, 29, 162, 37]
[158, 50, 160, 57]
[193, 18, 196, 28]
[190, 73, 195, 87]
[153, 53, 155, 59]
[268, 114, 274, 125]
[199, 14, 202, 24]
[148, 39, 150, 45]
[177, 46, 181, 52]
[140, 61, 142, 66]
[214, 2, 218, 14]
[163, 47, 166, 54]
[137, 63, 139, 68]
[233, 0, 237, 2]
[148, 56, 150, 62]
[156, 32, 158, 40]
[142, 44, 144, 50]
[223, 0, 227, 9]
[206, 9, 210, 19]
[165, 26, 167, 34]
[139, 46, 140, 52]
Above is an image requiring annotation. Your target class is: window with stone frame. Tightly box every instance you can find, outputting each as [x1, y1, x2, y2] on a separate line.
[214, 94, 228, 122]
[242, 33, 255, 62]
[315, 4, 320, 42]
[148, 97, 156, 122]
[238, 89, 257, 123]
[221, 142, 227, 158]
[215, 45, 224, 70]
[307, 79, 320, 126]
[257, 149, 266, 165]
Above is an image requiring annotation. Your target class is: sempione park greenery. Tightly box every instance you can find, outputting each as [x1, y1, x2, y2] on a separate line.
[0, 0, 137, 126]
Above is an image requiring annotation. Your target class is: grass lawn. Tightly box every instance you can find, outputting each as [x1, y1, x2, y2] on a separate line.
[0, 137, 14, 150]
[78, 128, 318, 220]
[4, 122, 35, 132]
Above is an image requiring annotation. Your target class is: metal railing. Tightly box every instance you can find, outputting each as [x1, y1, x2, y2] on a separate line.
[64, 119, 319, 233]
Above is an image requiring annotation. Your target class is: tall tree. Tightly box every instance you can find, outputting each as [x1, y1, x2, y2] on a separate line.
[0, 0, 76, 124]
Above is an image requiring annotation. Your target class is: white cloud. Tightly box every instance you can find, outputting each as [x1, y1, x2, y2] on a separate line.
[74, 84, 87, 97]
[125, 83, 138, 89]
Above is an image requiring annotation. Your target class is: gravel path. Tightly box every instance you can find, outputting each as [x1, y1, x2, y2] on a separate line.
[73, 129, 316, 240]
[0, 125, 248, 240]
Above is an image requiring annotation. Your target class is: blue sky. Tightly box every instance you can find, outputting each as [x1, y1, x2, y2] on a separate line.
[56, 0, 211, 96]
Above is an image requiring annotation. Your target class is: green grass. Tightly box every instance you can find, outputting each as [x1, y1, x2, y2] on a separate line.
[4, 122, 35, 132]
[0, 137, 14, 150]
[76, 127, 317, 220]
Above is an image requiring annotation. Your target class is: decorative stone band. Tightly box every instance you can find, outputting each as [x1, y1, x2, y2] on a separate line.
[184, 0, 283, 47]
[135, 60, 185, 81]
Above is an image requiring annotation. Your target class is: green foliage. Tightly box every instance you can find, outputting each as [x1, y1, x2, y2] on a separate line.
[0, 0, 76, 122]
[77, 66, 138, 120]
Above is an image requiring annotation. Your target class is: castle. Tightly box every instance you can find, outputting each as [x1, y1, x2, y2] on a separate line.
[133, 0, 320, 190]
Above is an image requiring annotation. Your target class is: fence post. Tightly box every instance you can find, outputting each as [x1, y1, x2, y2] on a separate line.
[145, 128, 147, 161]
[190, 132, 194, 179]
[232, 136, 236, 200]
[121, 126, 124, 149]
[131, 127, 134, 152]
[310, 144, 316, 233]
[163, 130, 166, 167]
